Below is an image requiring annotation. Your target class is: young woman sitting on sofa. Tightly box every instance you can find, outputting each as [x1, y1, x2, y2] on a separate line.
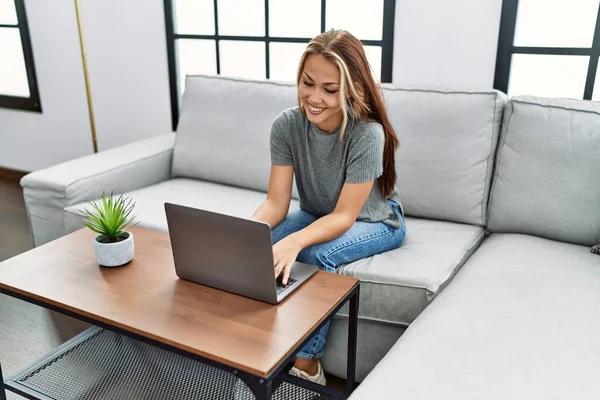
[251, 29, 406, 385]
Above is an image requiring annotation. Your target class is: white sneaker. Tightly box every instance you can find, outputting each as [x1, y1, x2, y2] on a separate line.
[288, 359, 327, 386]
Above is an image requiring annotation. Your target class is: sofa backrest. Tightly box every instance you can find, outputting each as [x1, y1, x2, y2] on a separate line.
[172, 75, 298, 196]
[488, 96, 600, 246]
[173, 76, 506, 226]
[386, 88, 506, 226]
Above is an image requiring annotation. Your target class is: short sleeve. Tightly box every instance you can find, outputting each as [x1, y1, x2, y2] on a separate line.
[270, 113, 293, 166]
[345, 123, 385, 183]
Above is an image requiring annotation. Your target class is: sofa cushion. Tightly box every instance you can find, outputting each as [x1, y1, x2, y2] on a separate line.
[171, 75, 298, 196]
[385, 88, 506, 226]
[349, 234, 600, 400]
[64, 178, 299, 233]
[488, 96, 600, 246]
[65, 178, 485, 327]
[336, 217, 485, 326]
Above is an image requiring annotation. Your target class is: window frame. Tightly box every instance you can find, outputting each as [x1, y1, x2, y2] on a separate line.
[163, 0, 396, 130]
[494, 0, 600, 99]
[0, 0, 41, 112]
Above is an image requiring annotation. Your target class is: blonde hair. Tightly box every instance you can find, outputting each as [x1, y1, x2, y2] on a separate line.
[296, 29, 400, 198]
[296, 30, 370, 141]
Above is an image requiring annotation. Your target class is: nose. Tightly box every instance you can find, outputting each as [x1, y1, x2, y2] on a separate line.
[308, 88, 324, 105]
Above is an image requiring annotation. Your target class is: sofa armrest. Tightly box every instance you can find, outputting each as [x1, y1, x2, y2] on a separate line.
[21, 133, 176, 246]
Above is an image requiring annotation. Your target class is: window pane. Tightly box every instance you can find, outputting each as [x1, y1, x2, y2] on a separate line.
[218, 0, 264, 36]
[508, 54, 588, 99]
[269, 0, 320, 38]
[173, 0, 215, 35]
[270, 42, 307, 82]
[176, 39, 217, 96]
[220, 40, 265, 79]
[326, 0, 384, 41]
[0, 0, 18, 25]
[364, 45, 382, 81]
[0, 27, 29, 97]
[514, 0, 599, 47]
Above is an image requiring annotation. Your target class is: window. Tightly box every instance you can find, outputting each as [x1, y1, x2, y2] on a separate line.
[0, 0, 41, 112]
[495, 0, 600, 100]
[164, 0, 396, 130]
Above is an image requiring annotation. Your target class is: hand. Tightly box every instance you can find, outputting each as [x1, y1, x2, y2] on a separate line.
[273, 236, 302, 286]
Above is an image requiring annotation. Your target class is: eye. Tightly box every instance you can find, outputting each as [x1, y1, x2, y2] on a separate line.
[325, 89, 338, 94]
[302, 80, 314, 87]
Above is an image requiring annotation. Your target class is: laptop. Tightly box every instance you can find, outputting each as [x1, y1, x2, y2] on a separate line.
[164, 203, 318, 304]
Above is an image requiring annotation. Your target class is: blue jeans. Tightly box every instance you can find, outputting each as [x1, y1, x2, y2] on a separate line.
[271, 200, 406, 360]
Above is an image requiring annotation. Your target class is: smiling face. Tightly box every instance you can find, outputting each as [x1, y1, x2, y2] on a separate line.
[298, 53, 343, 133]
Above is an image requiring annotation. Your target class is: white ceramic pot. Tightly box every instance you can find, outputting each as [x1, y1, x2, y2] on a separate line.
[93, 231, 134, 267]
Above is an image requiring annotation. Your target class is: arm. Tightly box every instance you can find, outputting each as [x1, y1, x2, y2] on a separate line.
[251, 165, 294, 228]
[256, 110, 295, 228]
[21, 133, 175, 246]
[274, 180, 374, 284]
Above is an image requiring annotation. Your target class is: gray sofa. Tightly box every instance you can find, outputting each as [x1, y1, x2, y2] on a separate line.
[20, 76, 600, 396]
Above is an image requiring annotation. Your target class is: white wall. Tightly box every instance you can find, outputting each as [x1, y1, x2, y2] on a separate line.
[78, 0, 171, 152]
[0, 0, 93, 172]
[0, 0, 503, 172]
[0, 0, 171, 172]
[393, 0, 503, 90]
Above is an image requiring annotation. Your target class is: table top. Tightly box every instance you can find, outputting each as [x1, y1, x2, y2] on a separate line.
[0, 227, 358, 378]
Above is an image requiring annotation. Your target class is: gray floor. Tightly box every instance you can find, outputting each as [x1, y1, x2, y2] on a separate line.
[0, 180, 88, 399]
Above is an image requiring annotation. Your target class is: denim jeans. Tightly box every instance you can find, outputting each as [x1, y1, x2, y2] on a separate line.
[271, 200, 406, 360]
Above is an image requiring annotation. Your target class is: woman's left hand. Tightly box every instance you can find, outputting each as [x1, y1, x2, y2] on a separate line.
[273, 236, 303, 286]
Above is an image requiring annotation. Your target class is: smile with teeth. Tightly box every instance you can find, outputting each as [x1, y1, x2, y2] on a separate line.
[307, 104, 326, 114]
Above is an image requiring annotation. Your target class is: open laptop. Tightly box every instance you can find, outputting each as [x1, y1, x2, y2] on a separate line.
[164, 203, 318, 304]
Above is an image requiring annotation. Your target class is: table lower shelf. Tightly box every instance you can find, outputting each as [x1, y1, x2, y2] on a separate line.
[4, 326, 341, 400]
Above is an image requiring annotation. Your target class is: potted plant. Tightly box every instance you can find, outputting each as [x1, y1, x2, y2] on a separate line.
[78, 192, 138, 267]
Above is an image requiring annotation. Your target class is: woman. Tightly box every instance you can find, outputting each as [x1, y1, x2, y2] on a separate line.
[251, 29, 406, 385]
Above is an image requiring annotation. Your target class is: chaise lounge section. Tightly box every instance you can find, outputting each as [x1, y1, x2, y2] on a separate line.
[348, 96, 600, 398]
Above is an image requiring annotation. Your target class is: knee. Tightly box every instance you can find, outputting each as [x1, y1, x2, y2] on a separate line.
[271, 210, 317, 245]
[299, 246, 336, 271]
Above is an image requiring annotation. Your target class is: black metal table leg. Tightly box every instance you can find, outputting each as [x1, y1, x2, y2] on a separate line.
[240, 373, 273, 400]
[345, 286, 359, 395]
[0, 363, 7, 400]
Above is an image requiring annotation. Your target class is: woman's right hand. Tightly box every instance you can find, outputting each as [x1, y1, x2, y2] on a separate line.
[273, 235, 302, 286]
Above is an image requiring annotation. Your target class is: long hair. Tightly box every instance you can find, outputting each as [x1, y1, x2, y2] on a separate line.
[296, 29, 399, 199]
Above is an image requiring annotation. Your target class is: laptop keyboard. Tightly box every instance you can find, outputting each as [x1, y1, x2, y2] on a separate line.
[276, 277, 297, 295]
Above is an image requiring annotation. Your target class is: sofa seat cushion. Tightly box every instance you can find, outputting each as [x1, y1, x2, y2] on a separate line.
[64, 178, 298, 233]
[349, 234, 600, 400]
[336, 218, 484, 326]
[64, 179, 484, 327]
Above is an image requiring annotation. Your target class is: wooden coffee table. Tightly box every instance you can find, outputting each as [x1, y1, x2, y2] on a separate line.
[0, 227, 359, 399]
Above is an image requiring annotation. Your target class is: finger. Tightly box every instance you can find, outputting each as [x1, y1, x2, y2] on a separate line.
[282, 264, 291, 286]
[274, 261, 284, 279]
[273, 254, 281, 277]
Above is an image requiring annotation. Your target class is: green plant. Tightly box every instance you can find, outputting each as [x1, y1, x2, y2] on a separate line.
[78, 192, 138, 243]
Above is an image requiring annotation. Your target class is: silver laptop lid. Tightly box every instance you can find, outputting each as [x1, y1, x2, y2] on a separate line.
[164, 203, 278, 303]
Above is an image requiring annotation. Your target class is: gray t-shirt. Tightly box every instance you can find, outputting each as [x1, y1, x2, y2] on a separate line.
[270, 107, 402, 229]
